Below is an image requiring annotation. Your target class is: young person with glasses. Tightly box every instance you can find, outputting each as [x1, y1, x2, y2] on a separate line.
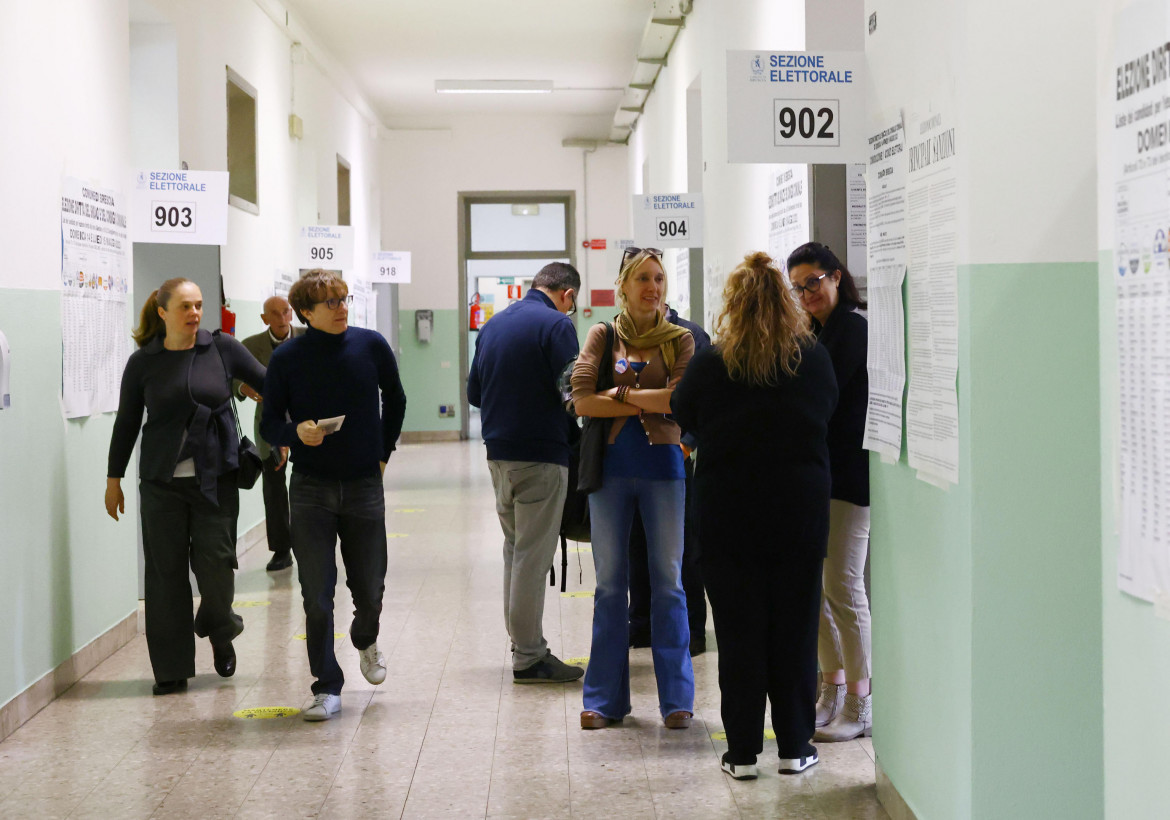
[261, 269, 407, 721]
[787, 242, 874, 742]
[570, 246, 696, 731]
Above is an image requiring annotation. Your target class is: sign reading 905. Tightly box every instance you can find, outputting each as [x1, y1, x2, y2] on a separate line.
[773, 99, 840, 148]
[151, 200, 196, 233]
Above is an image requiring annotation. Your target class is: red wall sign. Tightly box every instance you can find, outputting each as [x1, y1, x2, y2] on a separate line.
[591, 289, 615, 307]
[586, 238, 607, 250]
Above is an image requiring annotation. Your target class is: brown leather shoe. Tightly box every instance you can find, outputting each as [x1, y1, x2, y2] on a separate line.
[580, 710, 615, 729]
[664, 710, 693, 729]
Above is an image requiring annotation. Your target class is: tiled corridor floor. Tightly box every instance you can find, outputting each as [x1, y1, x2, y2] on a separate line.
[0, 440, 886, 819]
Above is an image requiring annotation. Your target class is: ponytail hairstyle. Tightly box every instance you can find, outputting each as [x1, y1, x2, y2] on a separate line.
[132, 277, 192, 347]
[715, 252, 812, 385]
[784, 242, 866, 309]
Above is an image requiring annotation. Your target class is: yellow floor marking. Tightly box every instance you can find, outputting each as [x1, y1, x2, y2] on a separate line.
[233, 600, 271, 608]
[233, 706, 300, 719]
[561, 591, 594, 598]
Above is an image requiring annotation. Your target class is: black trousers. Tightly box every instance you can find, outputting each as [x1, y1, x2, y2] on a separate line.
[261, 450, 292, 554]
[703, 548, 823, 762]
[290, 472, 388, 696]
[139, 474, 244, 682]
[629, 458, 705, 638]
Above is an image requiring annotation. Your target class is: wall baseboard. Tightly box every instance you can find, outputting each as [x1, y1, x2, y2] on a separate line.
[0, 610, 138, 744]
[237, 518, 266, 556]
[400, 431, 461, 443]
[876, 757, 918, 820]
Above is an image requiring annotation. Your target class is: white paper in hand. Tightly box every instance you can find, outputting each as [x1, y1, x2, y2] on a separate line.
[317, 415, 345, 435]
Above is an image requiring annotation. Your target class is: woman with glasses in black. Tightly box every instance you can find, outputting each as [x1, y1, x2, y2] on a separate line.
[571, 246, 696, 731]
[787, 242, 873, 743]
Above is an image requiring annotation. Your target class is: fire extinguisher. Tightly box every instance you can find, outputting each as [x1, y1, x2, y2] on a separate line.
[469, 292, 484, 331]
[221, 305, 237, 337]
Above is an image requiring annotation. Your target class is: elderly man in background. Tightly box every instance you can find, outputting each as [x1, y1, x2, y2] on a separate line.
[236, 295, 303, 571]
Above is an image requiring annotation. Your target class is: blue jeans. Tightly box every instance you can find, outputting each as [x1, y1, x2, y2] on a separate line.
[290, 472, 388, 695]
[584, 477, 693, 719]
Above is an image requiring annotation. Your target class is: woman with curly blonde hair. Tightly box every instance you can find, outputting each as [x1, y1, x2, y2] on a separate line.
[671, 251, 838, 780]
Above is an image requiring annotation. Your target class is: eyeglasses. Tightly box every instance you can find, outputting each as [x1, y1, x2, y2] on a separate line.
[621, 246, 663, 263]
[317, 295, 353, 310]
[566, 296, 577, 317]
[790, 271, 829, 296]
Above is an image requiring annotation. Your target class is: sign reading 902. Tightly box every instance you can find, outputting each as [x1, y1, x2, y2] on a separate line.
[773, 99, 840, 148]
[151, 200, 196, 233]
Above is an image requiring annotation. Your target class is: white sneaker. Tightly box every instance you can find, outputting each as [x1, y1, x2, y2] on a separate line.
[358, 644, 387, 685]
[778, 750, 819, 774]
[302, 693, 341, 721]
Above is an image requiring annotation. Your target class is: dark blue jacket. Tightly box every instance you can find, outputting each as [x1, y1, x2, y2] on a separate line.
[261, 326, 406, 480]
[467, 289, 579, 466]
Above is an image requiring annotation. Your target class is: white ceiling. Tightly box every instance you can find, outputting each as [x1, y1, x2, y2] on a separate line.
[281, 0, 654, 134]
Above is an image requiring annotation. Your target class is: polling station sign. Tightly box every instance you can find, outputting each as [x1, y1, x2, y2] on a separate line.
[726, 51, 866, 164]
[632, 194, 704, 249]
[130, 170, 229, 245]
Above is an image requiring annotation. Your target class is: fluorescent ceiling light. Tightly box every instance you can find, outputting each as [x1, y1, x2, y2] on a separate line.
[435, 79, 554, 94]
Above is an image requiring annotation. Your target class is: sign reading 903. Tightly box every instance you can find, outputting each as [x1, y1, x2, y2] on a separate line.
[773, 99, 840, 148]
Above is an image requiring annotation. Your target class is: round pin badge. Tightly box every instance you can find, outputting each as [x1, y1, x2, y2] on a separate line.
[615, 358, 628, 374]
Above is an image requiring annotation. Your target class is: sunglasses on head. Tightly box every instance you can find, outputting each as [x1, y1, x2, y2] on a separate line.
[621, 246, 663, 262]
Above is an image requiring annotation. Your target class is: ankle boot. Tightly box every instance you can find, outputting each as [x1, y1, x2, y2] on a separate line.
[814, 692, 872, 742]
[815, 682, 846, 727]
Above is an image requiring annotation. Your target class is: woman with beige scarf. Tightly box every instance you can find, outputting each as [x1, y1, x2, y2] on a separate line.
[571, 247, 696, 730]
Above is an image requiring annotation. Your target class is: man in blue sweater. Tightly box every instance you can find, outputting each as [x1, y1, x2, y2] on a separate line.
[261, 270, 406, 721]
[467, 262, 584, 684]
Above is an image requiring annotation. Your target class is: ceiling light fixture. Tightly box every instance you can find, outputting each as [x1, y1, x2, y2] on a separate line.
[435, 80, 554, 94]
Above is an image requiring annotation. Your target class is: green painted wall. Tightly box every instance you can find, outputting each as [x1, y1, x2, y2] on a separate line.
[1098, 251, 1170, 818]
[871, 263, 1103, 819]
[397, 308, 461, 433]
[0, 290, 138, 709]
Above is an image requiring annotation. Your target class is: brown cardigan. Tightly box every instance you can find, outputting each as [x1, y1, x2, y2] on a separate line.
[571, 321, 695, 445]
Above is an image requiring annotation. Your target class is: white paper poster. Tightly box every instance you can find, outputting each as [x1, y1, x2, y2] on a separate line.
[273, 269, 296, 299]
[767, 165, 810, 268]
[348, 277, 372, 329]
[372, 251, 411, 284]
[862, 116, 908, 463]
[1112, 1, 1170, 601]
[298, 225, 354, 271]
[130, 170, 229, 245]
[673, 248, 691, 314]
[633, 194, 704, 248]
[60, 177, 131, 419]
[847, 163, 868, 289]
[904, 106, 959, 487]
[726, 51, 867, 164]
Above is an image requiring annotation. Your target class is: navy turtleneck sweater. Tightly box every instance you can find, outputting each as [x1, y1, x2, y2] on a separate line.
[261, 325, 406, 480]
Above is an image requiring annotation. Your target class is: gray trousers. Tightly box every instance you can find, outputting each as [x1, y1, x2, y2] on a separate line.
[488, 460, 568, 670]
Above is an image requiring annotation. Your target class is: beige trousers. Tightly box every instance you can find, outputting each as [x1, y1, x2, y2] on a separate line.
[818, 500, 872, 680]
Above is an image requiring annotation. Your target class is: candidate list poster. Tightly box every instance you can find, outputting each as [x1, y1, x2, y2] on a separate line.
[767, 165, 810, 269]
[904, 107, 959, 487]
[60, 177, 131, 419]
[862, 116, 908, 463]
[1112, 1, 1170, 602]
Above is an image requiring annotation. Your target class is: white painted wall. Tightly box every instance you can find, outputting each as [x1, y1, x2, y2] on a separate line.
[381, 115, 629, 310]
[627, 0, 805, 315]
[151, 0, 383, 303]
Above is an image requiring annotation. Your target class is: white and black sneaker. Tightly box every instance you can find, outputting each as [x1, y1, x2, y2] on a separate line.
[781, 748, 819, 772]
[720, 752, 759, 780]
[358, 644, 387, 685]
[778, 749, 819, 774]
[302, 693, 341, 721]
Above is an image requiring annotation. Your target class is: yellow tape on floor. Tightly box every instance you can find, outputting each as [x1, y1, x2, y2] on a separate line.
[561, 591, 594, 598]
[233, 706, 300, 719]
[232, 600, 271, 608]
[566, 657, 589, 666]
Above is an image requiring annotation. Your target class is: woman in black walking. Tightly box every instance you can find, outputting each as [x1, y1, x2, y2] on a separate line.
[105, 278, 265, 695]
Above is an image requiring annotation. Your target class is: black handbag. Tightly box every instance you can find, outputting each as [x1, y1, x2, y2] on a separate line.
[211, 332, 264, 491]
[576, 322, 615, 494]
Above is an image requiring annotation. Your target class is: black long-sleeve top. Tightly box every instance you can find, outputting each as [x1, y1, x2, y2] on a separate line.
[671, 341, 838, 558]
[261, 325, 406, 480]
[811, 302, 870, 507]
[108, 329, 266, 502]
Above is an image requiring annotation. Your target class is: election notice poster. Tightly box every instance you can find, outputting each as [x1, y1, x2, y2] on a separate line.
[862, 115, 908, 463]
[904, 106, 960, 488]
[767, 165, 810, 269]
[1112, 0, 1170, 602]
[60, 177, 131, 419]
